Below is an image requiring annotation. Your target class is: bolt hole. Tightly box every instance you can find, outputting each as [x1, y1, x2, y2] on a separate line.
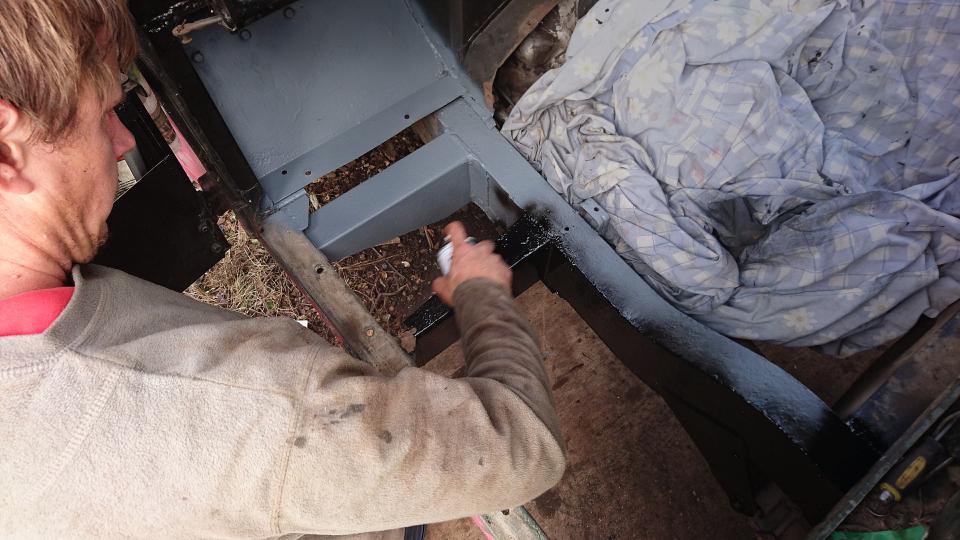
[281, 170, 287, 175]
[304, 170, 312, 176]
[404, 114, 410, 120]
[563, 226, 570, 232]
[314, 265, 324, 275]
[605, 8, 610, 12]
[593, 207, 599, 212]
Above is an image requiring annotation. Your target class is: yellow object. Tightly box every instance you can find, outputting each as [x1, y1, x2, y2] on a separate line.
[895, 456, 927, 488]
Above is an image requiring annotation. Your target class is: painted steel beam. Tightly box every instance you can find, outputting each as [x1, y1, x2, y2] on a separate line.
[302, 133, 475, 261]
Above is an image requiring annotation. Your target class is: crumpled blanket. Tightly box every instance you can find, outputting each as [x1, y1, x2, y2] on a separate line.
[502, 0, 960, 355]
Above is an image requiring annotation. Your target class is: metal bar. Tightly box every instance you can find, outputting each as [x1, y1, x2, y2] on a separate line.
[302, 134, 475, 260]
[178, 0, 482, 199]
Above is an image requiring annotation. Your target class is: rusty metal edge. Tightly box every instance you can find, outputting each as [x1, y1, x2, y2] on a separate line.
[462, 0, 560, 108]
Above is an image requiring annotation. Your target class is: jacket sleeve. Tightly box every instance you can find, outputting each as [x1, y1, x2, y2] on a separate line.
[277, 278, 565, 536]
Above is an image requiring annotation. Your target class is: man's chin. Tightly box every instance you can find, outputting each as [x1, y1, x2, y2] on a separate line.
[94, 224, 109, 252]
[77, 225, 109, 264]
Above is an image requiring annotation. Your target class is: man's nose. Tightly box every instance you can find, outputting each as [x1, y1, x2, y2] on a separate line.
[112, 115, 136, 159]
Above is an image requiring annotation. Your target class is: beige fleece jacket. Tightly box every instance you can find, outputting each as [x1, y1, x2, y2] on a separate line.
[0, 264, 564, 539]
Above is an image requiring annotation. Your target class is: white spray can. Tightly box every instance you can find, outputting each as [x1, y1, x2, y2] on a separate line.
[437, 235, 477, 275]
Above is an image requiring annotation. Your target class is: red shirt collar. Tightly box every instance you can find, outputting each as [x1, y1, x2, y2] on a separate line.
[0, 287, 75, 337]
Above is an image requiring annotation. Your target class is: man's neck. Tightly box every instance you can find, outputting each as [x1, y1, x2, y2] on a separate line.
[0, 235, 70, 300]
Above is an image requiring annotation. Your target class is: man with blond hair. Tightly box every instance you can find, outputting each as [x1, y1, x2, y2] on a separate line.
[0, 1, 565, 538]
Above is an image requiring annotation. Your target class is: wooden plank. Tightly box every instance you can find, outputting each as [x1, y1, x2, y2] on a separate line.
[262, 222, 412, 375]
[478, 507, 549, 540]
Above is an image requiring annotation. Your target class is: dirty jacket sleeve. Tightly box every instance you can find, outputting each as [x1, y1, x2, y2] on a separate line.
[278, 277, 566, 535]
[0, 266, 563, 539]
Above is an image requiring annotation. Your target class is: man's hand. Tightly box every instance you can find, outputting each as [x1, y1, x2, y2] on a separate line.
[431, 221, 512, 306]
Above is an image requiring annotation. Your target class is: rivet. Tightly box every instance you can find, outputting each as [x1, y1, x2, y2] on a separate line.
[191, 51, 204, 63]
[364, 328, 375, 337]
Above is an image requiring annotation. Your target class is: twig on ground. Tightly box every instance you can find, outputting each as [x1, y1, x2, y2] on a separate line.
[335, 254, 402, 271]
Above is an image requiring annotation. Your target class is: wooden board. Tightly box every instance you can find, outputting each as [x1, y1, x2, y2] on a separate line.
[422, 282, 753, 539]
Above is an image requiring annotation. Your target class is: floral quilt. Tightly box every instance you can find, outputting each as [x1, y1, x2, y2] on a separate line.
[502, 0, 960, 355]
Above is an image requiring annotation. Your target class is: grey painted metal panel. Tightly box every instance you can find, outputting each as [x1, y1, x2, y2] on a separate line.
[184, 0, 474, 201]
[303, 133, 474, 260]
[258, 77, 465, 203]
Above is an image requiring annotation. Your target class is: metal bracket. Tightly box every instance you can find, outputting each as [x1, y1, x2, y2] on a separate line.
[172, 15, 229, 44]
[301, 134, 475, 260]
[577, 198, 611, 237]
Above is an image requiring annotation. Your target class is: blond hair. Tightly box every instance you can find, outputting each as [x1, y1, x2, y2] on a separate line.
[0, 0, 138, 142]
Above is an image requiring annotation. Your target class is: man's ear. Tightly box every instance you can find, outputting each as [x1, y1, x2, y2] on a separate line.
[0, 99, 32, 195]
